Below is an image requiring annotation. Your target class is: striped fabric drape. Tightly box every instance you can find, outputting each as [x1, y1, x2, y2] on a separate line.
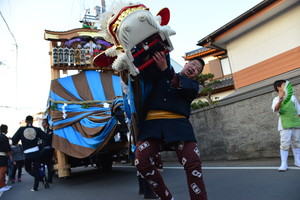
[47, 71, 123, 158]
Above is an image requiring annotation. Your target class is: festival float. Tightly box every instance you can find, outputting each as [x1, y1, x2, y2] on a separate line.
[44, 1, 176, 178]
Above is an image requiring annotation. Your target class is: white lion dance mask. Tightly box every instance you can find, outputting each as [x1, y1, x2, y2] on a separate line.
[93, 1, 176, 76]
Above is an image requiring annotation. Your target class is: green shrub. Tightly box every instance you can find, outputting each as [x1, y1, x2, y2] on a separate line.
[191, 100, 209, 110]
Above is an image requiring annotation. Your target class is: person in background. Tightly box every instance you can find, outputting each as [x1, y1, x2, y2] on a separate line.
[6, 138, 13, 185]
[272, 80, 300, 172]
[12, 115, 50, 191]
[10, 142, 25, 183]
[0, 124, 14, 192]
[40, 118, 54, 184]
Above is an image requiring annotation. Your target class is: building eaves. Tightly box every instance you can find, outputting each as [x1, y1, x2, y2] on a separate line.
[197, 0, 276, 47]
[184, 47, 218, 60]
[185, 47, 212, 57]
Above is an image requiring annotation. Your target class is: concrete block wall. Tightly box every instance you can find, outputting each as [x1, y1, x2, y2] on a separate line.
[192, 83, 300, 161]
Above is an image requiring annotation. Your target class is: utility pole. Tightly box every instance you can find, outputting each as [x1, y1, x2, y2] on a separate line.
[101, 0, 106, 13]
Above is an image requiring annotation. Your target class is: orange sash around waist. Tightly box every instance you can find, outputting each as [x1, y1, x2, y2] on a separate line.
[146, 110, 186, 120]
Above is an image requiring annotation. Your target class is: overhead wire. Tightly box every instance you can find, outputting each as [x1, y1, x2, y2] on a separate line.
[0, 10, 19, 108]
[0, 10, 18, 49]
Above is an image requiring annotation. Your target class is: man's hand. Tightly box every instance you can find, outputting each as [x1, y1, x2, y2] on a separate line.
[278, 97, 284, 103]
[274, 92, 285, 111]
[153, 51, 167, 71]
[278, 91, 285, 101]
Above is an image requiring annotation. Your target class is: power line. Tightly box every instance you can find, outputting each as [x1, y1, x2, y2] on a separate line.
[0, 10, 19, 109]
[0, 10, 18, 69]
[0, 10, 18, 48]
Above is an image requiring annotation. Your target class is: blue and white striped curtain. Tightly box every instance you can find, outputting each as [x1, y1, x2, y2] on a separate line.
[47, 71, 123, 158]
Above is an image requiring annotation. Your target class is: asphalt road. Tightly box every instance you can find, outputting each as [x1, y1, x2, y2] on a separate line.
[1, 161, 300, 200]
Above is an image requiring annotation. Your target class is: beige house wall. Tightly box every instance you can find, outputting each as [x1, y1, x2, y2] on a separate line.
[227, 4, 300, 73]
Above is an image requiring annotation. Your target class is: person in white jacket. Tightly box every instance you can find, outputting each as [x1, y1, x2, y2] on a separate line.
[272, 80, 300, 172]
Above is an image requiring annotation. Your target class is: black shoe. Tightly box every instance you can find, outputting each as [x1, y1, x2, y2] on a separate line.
[43, 177, 49, 189]
[142, 178, 157, 199]
[138, 175, 145, 195]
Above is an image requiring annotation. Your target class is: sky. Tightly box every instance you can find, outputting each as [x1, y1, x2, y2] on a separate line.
[0, 0, 262, 133]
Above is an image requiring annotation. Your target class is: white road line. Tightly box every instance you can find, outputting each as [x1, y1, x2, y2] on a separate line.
[147, 166, 300, 170]
[203, 166, 300, 170]
[113, 165, 300, 170]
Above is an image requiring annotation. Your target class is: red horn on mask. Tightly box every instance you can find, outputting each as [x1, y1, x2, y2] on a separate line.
[157, 8, 170, 26]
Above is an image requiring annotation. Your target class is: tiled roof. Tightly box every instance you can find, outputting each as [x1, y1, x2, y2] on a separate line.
[211, 76, 234, 90]
[199, 76, 234, 94]
[184, 47, 212, 58]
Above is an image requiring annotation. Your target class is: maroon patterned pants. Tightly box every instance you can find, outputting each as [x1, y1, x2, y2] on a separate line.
[135, 139, 208, 200]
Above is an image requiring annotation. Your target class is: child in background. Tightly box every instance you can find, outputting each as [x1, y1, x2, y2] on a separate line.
[10, 143, 25, 183]
[272, 80, 300, 171]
